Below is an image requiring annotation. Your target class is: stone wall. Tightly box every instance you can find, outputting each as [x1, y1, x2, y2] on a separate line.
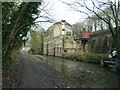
[87, 30, 113, 53]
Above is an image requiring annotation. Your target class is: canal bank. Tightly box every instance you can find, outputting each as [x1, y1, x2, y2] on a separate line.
[36, 55, 120, 88]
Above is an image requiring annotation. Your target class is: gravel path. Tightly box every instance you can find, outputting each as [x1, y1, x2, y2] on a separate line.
[3, 53, 80, 88]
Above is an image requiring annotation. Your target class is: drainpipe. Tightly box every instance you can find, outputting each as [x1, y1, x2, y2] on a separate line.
[62, 34, 64, 58]
[62, 20, 65, 58]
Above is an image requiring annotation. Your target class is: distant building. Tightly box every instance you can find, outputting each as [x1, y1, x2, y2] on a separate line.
[43, 19, 118, 57]
[43, 20, 75, 57]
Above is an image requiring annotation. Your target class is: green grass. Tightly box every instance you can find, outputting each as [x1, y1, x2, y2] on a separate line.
[27, 53, 43, 62]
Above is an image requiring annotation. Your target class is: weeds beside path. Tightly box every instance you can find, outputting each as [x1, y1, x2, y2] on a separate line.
[2, 54, 23, 88]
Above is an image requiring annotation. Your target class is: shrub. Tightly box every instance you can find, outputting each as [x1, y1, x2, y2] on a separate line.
[3, 50, 21, 69]
[65, 52, 108, 64]
[78, 52, 108, 63]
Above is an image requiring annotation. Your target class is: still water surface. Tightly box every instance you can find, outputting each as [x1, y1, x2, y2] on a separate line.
[38, 55, 119, 88]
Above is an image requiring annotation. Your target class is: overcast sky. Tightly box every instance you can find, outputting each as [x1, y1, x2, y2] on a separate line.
[39, 0, 116, 30]
[50, 0, 85, 23]
[38, 0, 87, 30]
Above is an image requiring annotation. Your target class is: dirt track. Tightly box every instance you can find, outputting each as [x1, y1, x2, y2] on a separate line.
[3, 53, 80, 88]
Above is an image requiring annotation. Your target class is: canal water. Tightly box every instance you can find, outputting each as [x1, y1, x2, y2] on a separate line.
[38, 55, 119, 88]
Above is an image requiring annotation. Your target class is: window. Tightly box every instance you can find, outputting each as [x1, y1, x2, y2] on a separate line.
[62, 29, 65, 31]
[66, 31, 71, 36]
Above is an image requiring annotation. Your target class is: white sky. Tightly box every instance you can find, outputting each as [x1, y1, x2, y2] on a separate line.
[50, 0, 84, 23]
[38, 0, 116, 30]
[39, 0, 87, 30]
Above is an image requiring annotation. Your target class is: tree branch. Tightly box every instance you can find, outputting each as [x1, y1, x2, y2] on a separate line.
[4, 2, 30, 57]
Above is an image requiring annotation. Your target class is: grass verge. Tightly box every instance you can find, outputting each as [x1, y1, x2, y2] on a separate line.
[27, 53, 43, 62]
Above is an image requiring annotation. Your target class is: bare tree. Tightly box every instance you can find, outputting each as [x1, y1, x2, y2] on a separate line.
[36, 1, 56, 23]
[61, 0, 120, 55]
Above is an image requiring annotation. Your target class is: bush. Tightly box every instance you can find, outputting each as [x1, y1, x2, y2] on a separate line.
[2, 56, 13, 69]
[78, 53, 108, 63]
[64, 52, 81, 60]
[65, 52, 108, 64]
[2, 50, 21, 69]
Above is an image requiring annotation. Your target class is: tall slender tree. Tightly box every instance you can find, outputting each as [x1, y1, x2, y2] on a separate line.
[2, 1, 55, 64]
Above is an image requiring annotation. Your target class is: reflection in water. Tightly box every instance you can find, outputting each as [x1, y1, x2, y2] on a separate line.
[41, 55, 119, 88]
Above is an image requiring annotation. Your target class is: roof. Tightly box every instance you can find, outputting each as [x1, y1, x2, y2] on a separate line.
[50, 20, 72, 27]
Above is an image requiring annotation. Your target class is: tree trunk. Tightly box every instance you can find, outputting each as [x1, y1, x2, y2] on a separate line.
[3, 3, 29, 59]
[82, 39, 88, 52]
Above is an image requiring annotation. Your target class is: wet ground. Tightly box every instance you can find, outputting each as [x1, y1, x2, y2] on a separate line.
[3, 53, 120, 88]
[3, 53, 79, 88]
[37, 55, 120, 88]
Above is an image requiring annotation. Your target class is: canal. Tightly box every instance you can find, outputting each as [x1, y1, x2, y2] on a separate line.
[37, 55, 119, 88]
